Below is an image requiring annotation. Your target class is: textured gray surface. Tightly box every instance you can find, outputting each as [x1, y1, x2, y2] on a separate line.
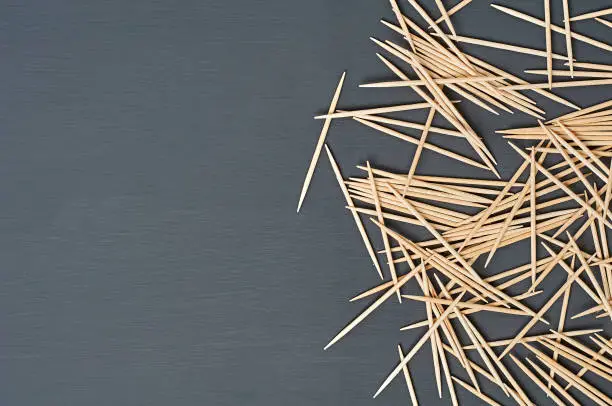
[0, 0, 611, 405]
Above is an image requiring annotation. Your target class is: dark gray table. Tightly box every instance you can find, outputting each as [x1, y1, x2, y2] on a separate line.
[0, 1, 610, 405]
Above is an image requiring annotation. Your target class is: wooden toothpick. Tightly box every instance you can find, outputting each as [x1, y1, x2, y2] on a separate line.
[297, 72, 345, 213]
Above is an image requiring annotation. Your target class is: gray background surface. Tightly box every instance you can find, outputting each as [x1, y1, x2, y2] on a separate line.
[0, 0, 610, 405]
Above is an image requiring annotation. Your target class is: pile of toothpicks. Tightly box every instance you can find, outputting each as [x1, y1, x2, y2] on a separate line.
[297, 2, 612, 405]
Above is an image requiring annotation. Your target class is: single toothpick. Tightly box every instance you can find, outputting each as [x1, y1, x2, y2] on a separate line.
[565, 337, 611, 391]
[503, 78, 612, 90]
[367, 162, 400, 300]
[562, 0, 574, 75]
[433, 0, 473, 25]
[314, 102, 432, 119]
[433, 0, 456, 36]
[373, 292, 466, 398]
[452, 376, 501, 406]
[498, 251, 589, 359]
[529, 148, 537, 284]
[324, 260, 429, 350]
[596, 17, 612, 28]
[570, 7, 612, 22]
[525, 358, 580, 406]
[389, 0, 415, 51]
[297, 72, 345, 212]
[524, 342, 612, 406]
[397, 345, 418, 405]
[544, 0, 552, 89]
[525, 69, 612, 78]
[437, 33, 571, 60]
[484, 179, 532, 267]
[509, 354, 567, 406]
[403, 107, 435, 194]
[325, 145, 383, 279]
[508, 141, 612, 228]
[492, 4, 612, 52]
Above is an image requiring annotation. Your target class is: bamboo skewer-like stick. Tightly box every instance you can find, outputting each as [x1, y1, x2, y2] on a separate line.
[367, 162, 400, 301]
[397, 345, 418, 406]
[438, 337, 459, 406]
[349, 179, 489, 208]
[544, 0, 552, 89]
[297, 72, 345, 213]
[347, 206, 450, 230]
[492, 4, 612, 53]
[373, 292, 466, 398]
[562, 0, 574, 75]
[570, 7, 612, 22]
[325, 146, 383, 279]
[503, 78, 612, 90]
